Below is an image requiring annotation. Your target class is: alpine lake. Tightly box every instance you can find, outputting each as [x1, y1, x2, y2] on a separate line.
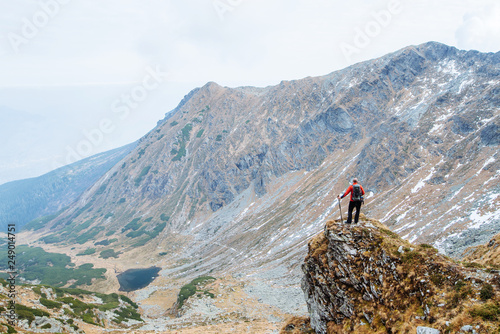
[117, 266, 161, 292]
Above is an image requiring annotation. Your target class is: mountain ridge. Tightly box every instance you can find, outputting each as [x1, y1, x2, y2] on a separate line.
[19, 42, 499, 312]
[0, 142, 136, 230]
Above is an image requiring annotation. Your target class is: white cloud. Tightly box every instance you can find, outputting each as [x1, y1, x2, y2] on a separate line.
[455, 3, 500, 52]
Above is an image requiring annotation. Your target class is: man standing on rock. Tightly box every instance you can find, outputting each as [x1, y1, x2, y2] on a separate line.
[337, 178, 365, 224]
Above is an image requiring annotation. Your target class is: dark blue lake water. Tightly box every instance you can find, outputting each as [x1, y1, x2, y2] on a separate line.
[117, 266, 161, 292]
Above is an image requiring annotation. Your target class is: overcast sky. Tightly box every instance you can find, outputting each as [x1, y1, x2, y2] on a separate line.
[0, 0, 499, 184]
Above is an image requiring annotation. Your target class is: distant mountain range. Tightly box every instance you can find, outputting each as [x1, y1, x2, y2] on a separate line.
[23, 41, 499, 283]
[0, 142, 136, 230]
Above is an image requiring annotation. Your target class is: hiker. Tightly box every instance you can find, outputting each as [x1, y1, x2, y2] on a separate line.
[337, 178, 365, 224]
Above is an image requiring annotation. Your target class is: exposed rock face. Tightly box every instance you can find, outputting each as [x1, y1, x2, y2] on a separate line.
[301, 217, 500, 334]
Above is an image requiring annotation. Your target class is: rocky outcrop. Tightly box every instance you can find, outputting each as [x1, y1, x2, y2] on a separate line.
[301, 217, 500, 334]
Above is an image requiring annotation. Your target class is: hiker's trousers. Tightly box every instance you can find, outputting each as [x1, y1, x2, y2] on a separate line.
[347, 200, 362, 224]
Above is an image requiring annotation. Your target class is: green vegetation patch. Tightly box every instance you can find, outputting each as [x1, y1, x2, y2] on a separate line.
[120, 295, 139, 308]
[469, 302, 500, 321]
[113, 306, 143, 323]
[95, 184, 107, 195]
[72, 219, 94, 233]
[181, 123, 193, 140]
[480, 283, 495, 301]
[122, 218, 142, 232]
[40, 297, 62, 309]
[172, 123, 193, 161]
[75, 226, 105, 244]
[177, 276, 216, 308]
[23, 212, 61, 231]
[72, 201, 94, 219]
[100, 249, 120, 259]
[379, 228, 399, 239]
[76, 248, 96, 256]
[134, 166, 152, 186]
[41, 234, 60, 244]
[0, 246, 106, 287]
[16, 304, 50, 324]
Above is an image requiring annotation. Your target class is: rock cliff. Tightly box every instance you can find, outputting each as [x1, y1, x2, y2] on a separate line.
[300, 216, 500, 334]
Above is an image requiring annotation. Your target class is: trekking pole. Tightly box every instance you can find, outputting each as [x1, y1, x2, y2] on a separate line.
[338, 198, 343, 223]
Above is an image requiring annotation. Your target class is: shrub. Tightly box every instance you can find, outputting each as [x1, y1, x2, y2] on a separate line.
[160, 214, 170, 222]
[215, 134, 223, 141]
[6, 323, 16, 333]
[400, 250, 422, 264]
[23, 213, 60, 231]
[480, 283, 495, 301]
[122, 218, 142, 232]
[75, 227, 104, 244]
[181, 123, 193, 140]
[430, 274, 445, 287]
[464, 262, 484, 269]
[171, 142, 186, 161]
[177, 276, 216, 308]
[95, 184, 107, 195]
[119, 295, 138, 308]
[41, 234, 60, 244]
[134, 166, 151, 186]
[380, 228, 399, 239]
[113, 306, 143, 323]
[76, 248, 96, 256]
[170, 121, 178, 126]
[3, 245, 106, 287]
[454, 280, 466, 292]
[470, 302, 500, 321]
[196, 129, 205, 138]
[40, 297, 62, 309]
[100, 249, 120, 259]
[16, 304, 50, 324]
[95, 239, 110, 246]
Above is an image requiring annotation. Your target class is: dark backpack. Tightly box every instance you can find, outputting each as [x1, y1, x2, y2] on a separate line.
[352, 184, 362, 201]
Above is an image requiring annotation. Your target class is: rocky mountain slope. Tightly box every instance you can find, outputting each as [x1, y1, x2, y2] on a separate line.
[463, 232, 500, 268]
[0, 279, 143, 333]
[299, 217, 500, 334]
[17, 42, 499, 331]
[0, 142, 135, 230]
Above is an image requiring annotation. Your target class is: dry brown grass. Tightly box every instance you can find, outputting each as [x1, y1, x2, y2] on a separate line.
[280, 316, 314, 334]
[463, 233, 500, 268]
[308, 230, 328, 260]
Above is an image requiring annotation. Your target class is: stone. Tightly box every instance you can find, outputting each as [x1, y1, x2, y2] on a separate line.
[460, 325, 474, 332]
[417, 326, 440, 334]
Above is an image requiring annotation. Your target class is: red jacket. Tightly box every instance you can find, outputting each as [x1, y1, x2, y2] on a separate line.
[341, 183, 365, 201]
